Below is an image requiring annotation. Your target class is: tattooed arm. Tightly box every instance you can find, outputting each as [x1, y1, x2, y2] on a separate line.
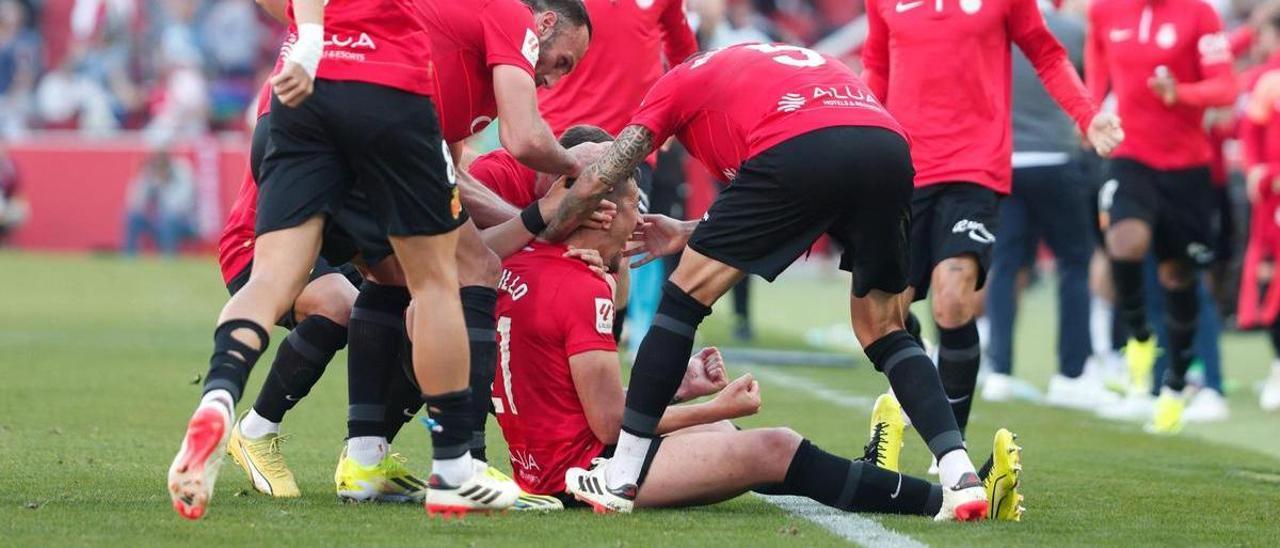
[541, 125, 655, 241]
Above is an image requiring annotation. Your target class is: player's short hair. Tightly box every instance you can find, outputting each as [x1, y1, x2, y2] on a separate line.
[522, 0, 593, 38]
[558, 125, 613, 149]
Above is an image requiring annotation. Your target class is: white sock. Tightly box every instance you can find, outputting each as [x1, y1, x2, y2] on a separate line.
[199, 390, 235, 422]
[347, 436, 387, 467]
[606, 430, 651, 490]
[431, 454, 473, 486]
[239, 408, 279, 439]
[1090, 296, 1113, 359]
[937, 448, 977, 488]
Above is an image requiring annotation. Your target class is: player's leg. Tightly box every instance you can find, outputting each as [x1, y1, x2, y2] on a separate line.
[632, 427, 942, 517]
[984, 180, 1031, 400]
[1101, 161, 1159, 396]
[455, 221, 503, 465]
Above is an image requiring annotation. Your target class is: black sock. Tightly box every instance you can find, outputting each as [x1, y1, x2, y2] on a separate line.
[253, 316, 346, 422]
[461, 286, 498, 463]
[904, 312, 924, 347]
[778, 440, 940, 516]
[937, 321, 980, 435]
[613, 307, 628, 341]
[347, 282, 410, 439]
[865, 331, 965, 459]
[1111, 260, 1152, 341]
[622, 282, 712, 438]
[1269, 318, 1280, 358]
[424, 388, 473, 460]
[1162, 285, 1199, 392]
[1111, 301, 1129, 352]
[204, 319, 271, 404]
[382, 341, 423, 444]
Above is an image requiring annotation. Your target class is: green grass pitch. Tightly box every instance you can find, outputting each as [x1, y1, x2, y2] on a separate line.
[1, 252, 1278, 546]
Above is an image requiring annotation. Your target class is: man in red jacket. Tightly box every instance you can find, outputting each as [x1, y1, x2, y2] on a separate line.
[1086, 0, 1236, 434]
[861, 0, 1123, 446]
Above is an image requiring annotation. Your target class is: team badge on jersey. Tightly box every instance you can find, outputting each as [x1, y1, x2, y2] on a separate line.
[1156, 23, 1177, 49]
[594, 298, 615, 335]
[522, 29, 540, 67]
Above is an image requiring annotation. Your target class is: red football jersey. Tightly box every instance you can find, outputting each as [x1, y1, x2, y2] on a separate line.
[628, 43, 904, 182]
[468, 149, 539, 209]
[493, 242, 616, 496]
[423, 0, 539, 143]
[862, 0, 1097, 194]
[284, 0, 434, 96]
[538, 0, 697, 136]
[1086, 0, 1234, 171]
[218, 82, 275, 284]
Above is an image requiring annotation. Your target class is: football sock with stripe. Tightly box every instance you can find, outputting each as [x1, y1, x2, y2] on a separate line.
[203, 319, 270, 405]
[781, 439, 940, 516]
[937, 321, 980, 435]
[425, 388, 475, 486]
[1112, 260, 1152, 341]
[864, 330, 973, 486]
[253, 315, 346, 424]
[381, 361, 423, 444]
[346, 282, 410, 440]
[610, 282, 712, 490]
[461, 286, 498, 464]
[1162, 284, 1199, 392]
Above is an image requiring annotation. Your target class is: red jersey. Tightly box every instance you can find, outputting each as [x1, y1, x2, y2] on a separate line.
[423, 0, 539, 142]
[1086, 0, 1234, 170]
[629, 43, 904, 182]
[538, 0, 697, 136]
[862, 0, 1097, 194]
[469, 149, 539, 208]
[493, 242, 617, 495]
[218, 82, 275, 284]
[284, 0, 434, 96]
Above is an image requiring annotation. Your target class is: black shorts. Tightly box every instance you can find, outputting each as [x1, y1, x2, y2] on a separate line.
[686, 126, 914, 297]
[907, 182, 1000, 299]
[1099, 158, 1215, 267]
[257, 80, 465, 239]
[226, 257, 361, 329]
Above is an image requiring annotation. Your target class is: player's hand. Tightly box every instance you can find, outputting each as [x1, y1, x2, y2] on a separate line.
[564, 246, 608, 278]
[539, 176, 618, 235]
[565, 142, 610, 179]
[271, 61, 315, 108]
[674, 347, 729, 402]
[1086, 112, 1124, 158]
[1147, 69, 1178, 106]
[626, 214, 694, 268]
[711, 373, 762, 419]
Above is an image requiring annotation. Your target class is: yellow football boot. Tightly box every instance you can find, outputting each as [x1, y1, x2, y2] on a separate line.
[862, 393, 905, 472]
[980, 428, 1024, 522]
[1124, 337, 1158, 395]
[1146, 388, 1187, 435]
[480, 465, 565, 511]
[226, 419, 300, 498]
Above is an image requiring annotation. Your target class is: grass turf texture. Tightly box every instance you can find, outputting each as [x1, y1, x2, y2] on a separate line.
[1, 252, 1278, 546]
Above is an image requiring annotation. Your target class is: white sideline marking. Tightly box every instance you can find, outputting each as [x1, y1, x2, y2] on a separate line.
[744, 365, 924, 547]
[758, 495, 927, 548]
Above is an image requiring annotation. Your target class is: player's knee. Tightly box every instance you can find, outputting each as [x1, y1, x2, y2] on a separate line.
[931, 276, 977, 328]
[1105, 221, 1149, 261]
[294, 275, 358, 326]
[754, 428, 804, 461]
[1157, 261, 1195, 290]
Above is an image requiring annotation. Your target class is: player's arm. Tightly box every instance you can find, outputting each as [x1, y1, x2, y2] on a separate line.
[1084, 3, 1110, 103]
[659, 0, 699, 65]
[860, 0, 890, 102]
[494, 66, 581, 176]
[254, 0, 289, 24]
[271, 0, 322, 107]
[1160, 7, 1236, 108]
[625, 213, 698, 268]
[546, 125, 655, 241]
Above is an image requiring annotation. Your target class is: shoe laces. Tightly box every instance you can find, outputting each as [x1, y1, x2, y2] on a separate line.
[255, 435, 291, 475]
[861, 422, 888, 467]
[382, 453, 411, 476]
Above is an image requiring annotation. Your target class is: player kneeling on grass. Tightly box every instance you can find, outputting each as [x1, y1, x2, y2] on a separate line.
[490, 175, 1025, 519]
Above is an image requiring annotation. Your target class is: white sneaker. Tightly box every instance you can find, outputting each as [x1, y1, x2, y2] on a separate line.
[1006, 375, 1045, 403]
[424, 459, 519, 517]
[1045, 373, 1120, 411]
[934, 472, 989, 521]
[982, 373, 1013, 402]
[167, 402, 233, 520]
[1261, 362, 1280, 412]
[1096, 392, 1155, 422]
[1184, 388, 1230, 423]
[565, 458, 636, 513]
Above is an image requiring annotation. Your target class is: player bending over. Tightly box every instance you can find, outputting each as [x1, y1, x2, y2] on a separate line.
[491, 175, 1024, 519]
[560, 43, 1002, 519]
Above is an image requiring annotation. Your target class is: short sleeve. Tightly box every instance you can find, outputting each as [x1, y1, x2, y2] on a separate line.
[468, 151, 537, 208]
[627, 64, 687, 147]
[481, 0, 538, 77]
[553, 274, 618, 357]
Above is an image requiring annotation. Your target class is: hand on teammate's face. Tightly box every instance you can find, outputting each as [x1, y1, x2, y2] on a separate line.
[712, 373, 762, 419]
[674, 347, 729, 402]
[563, 246, 608, 278]
[1085, 112, 1124, 158]
[271, 62, 315, 108]
[539, 175, 618, 232]
[625, 214, 689, 268]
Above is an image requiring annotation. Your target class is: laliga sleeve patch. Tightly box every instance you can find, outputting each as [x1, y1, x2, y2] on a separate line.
[522, 29, 540, 68]
[594, 298, 615, 335]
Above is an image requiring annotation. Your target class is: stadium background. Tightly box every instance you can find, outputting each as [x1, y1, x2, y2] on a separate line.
[2, 0, 1279, 545]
